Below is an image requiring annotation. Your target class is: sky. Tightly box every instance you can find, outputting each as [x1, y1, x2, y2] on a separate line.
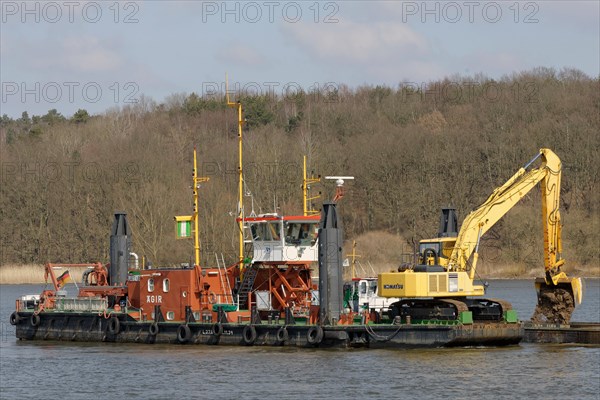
[1, 0, 598, 118]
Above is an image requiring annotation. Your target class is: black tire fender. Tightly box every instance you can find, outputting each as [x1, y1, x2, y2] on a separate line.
[212, 322, 223, 336]
[30, 314, 41, 327]
[306, 325, 323, 345]
[242, 325, 257, 345]
[149, 322, 159, 336]
[108, 316, 120, 335]
[276, 326, 288, 343]
[177, 324, 191, 344]
[9, 312, 20, 326]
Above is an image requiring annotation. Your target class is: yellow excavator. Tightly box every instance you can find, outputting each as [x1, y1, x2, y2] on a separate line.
[379, 148, 582, 324]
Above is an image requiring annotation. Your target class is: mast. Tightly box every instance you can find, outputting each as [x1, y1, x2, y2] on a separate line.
[345, 240, 361, 279]
[175, 147, 209, 267]
[226, 75, 245, 266]
[302, 155, 321, 216]
[192, 147, 210, 266]
[303, 155, 307, 216]
[351, 240, 357, 279]
[193, 148, 199, 265]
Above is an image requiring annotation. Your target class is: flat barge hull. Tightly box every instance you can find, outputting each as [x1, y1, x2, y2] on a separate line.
[523, 322, 600, 345]
[13, 312, 523, 348]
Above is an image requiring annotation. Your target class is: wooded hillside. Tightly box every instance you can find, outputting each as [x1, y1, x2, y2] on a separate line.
[1, 67, 598, 275]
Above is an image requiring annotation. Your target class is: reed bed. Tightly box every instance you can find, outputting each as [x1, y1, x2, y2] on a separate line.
[0, 264, 86, 284]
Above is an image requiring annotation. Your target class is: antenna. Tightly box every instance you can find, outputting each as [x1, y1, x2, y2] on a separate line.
[325, 176, 355, 202]
[325, 176, 354, 186]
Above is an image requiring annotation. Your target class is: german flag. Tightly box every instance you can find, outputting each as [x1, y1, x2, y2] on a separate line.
[57, 270, 71, 288]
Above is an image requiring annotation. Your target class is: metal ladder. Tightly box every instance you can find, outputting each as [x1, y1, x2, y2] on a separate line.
[215, 253, 234, 305]
[237, 263, 258, 310]
[221, 254, 234, 305]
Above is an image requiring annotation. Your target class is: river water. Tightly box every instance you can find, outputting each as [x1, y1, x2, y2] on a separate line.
[0, 280, 598, 400]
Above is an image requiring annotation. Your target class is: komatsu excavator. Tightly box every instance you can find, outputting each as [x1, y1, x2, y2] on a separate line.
[378, 148, 583, 324]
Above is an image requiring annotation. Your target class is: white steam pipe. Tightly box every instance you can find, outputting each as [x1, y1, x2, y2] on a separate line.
[129, 252, 139, 269]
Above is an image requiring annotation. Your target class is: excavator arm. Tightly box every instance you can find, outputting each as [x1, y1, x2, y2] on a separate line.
[447, 148, 581, 321]
[449, 150, 564, 277]
[448, 156, 550, 277]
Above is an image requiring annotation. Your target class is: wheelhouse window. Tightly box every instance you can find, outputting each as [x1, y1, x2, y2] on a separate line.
[285, 222, 318, 246]
[251, 222, 282, 241]
[359, 281, 367, 295]
[251, 224, 260, 240]
[369, 280, 377, 296]
[267, 222, 281, 240]
[163, 278, 170, 293]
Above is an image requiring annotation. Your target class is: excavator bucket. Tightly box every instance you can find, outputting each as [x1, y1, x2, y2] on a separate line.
[532, 277, 583, 324]
[570, 277, 583, 306]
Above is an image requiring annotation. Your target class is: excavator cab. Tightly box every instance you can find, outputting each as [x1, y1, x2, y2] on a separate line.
[416, 240, 453, 271]
[419, 242, 440, 266]
[415, 208, 458, 270]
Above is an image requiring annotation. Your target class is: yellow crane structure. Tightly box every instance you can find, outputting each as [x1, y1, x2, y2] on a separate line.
[379, 148, 582, 324]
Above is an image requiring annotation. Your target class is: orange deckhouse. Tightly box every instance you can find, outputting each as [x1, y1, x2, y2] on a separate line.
[238, 214, 320, 320]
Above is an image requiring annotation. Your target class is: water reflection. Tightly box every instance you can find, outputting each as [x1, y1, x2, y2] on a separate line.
[1, 281, 598, 400]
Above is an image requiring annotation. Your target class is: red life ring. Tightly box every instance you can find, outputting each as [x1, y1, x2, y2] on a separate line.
[208, 292, 217, 304]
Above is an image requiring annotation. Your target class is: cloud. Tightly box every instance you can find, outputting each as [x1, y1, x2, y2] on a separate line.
[29, 36, 123, 73]
[3, 34, 124, 76]
[281, 18, 447, 82]
[215, 43, 267, 67]
[59, 37, 123, 72]
[461, 52, 524, 76]
[283, 20, 428, 65]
